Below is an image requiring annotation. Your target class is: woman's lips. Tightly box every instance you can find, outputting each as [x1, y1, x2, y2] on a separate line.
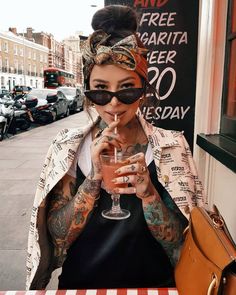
[106, 111, 125, 119]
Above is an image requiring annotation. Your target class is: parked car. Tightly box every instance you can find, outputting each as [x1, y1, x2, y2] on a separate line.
[0, 88, 11, 98]
[12, 85, 31, 97]
[24, 88, 70, 122]
[57, 86, 84, 113]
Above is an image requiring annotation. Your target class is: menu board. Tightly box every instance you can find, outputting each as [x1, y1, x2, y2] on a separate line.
[104, 0, 199, 150]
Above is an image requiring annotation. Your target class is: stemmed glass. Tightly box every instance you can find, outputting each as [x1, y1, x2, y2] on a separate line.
[100, 153, 131, 220]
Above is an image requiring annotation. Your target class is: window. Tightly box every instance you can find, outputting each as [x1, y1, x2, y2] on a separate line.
[1, 76, 5, 87]
[19, 61, 24, 74]
[40, 66, 43, 77]
[3, 41, 8, 52]
[33, 64, 36, 76]
[14, 44, 18, 55]
[4, 58, 9, 71]
[197, 0, 236, 173]
[221, 0, 236, 141]
[28, 63, 31, 76]
[18, 47, 23, 56]
[14, 60, 18, 74]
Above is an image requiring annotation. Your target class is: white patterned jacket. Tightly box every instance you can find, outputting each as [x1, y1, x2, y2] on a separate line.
[26, 111, 205, 290]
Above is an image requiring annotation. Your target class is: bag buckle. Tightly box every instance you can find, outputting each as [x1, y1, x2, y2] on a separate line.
[211, 213, 224, 229]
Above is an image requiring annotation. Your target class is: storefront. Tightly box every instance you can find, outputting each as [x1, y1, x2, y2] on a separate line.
[104, 0, 236, 241]
[194, 0, 236, 241]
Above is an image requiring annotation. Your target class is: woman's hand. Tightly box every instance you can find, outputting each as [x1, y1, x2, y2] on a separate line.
[112, 152, 156, 200]
[89, 120, 125, 180]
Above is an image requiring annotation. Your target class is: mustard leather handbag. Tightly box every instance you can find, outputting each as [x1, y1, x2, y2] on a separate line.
[175, 205, 236, 295]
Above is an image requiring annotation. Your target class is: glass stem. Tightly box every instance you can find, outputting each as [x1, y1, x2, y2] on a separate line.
[111, 194, 122, 213]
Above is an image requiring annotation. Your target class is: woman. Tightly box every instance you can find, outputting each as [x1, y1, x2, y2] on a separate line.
[26, 5, 204, 290]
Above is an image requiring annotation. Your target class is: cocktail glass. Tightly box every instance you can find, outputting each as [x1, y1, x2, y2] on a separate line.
[100, 153, 131, 220]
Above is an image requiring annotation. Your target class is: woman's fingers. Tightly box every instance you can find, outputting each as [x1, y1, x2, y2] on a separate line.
[112, 174, 145, 186]
[94, 134, 122, 149]
[106, 119, 120, 131]
[127, 152, 146, 164]
[111, 152, 152, 199]
[115, 160, 147, 175]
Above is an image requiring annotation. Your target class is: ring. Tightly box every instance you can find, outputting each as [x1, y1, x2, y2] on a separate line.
[141, 165, 147, 173]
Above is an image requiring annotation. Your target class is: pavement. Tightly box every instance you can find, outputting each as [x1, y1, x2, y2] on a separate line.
[0, 111, 89, 291]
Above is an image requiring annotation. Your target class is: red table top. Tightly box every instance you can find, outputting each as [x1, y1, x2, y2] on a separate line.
[0, 289, 178, 295]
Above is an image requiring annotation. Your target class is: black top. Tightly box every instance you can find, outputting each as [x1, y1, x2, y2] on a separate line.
[58, 160, 187, 289]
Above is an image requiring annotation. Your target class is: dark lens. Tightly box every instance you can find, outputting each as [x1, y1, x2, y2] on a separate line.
[84, 90, 111, 105]
[117, 88, 144, 104]
[84, 88, 144, 105]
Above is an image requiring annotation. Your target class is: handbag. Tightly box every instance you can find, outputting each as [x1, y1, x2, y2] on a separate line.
[175, 205, 236, 295]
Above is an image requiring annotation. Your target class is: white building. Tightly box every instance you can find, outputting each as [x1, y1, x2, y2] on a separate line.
[0, 29, 48, 90]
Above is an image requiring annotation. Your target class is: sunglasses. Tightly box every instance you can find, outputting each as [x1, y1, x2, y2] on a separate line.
[84, 88, 145, 106]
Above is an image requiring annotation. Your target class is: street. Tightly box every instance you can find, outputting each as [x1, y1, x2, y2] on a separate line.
[0, 111, 89, 290]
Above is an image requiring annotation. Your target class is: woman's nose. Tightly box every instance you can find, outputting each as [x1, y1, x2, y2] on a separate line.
[109, 95, 121, 106]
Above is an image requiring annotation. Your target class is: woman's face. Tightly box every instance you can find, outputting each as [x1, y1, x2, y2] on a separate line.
[89, 64, 143, 127]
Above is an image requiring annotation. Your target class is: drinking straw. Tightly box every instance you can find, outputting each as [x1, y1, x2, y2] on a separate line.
[114, 114, 117, 163]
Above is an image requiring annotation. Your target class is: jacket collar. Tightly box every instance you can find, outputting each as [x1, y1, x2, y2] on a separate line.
[53, 110, 180, 149]
[137, 113, 181, 148]
[53, 109, 100, 146]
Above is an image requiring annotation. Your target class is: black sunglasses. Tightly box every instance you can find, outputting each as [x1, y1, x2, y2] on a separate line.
[84, 88, 145, 106]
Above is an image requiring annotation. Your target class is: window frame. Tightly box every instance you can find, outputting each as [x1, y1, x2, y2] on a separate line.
[220, 0, 236, 142]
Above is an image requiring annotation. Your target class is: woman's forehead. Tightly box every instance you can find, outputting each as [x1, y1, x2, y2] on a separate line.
[90, 64, 140, 82]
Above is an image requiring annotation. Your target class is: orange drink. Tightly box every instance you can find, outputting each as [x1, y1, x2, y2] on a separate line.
[100, 154, 130, 193]
[100, 153, 131, 220]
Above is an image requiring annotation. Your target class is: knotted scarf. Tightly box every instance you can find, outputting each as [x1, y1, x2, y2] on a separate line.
[82, 30, 148, 83]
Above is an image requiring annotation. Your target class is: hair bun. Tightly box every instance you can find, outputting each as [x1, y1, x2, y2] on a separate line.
[91, 5, 138, 34]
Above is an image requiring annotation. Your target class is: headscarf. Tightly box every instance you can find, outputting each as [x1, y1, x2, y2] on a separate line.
[82, 30, 148, 85]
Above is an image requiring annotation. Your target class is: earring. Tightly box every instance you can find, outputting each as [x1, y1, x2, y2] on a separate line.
[139, 96, 144, 107]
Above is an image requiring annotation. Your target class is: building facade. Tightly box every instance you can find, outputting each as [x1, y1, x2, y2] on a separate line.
[24, 28, 83, 86]
[62, 32, 84, 86]
[0, 27, 84, 90]
[0, 29, 48, 90]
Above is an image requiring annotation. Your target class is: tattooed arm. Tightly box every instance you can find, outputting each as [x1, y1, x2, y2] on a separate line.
[47, 169, 101, 256]
[141, 186, 186, 266]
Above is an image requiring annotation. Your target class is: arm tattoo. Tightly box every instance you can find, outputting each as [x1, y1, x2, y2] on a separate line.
[143, 195, 184, 266]
[48, 176, 101, 253]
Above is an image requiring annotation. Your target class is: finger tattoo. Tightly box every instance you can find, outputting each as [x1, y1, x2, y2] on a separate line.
[137, 176, 144, 184]
[131, 164, 135, 171]
[123, 176, 129, 183]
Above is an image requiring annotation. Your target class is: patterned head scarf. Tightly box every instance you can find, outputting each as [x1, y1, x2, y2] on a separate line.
[82, 30, 148, 86]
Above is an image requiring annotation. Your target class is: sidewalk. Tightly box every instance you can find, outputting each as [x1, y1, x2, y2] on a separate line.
[0, 111, 89, 291]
